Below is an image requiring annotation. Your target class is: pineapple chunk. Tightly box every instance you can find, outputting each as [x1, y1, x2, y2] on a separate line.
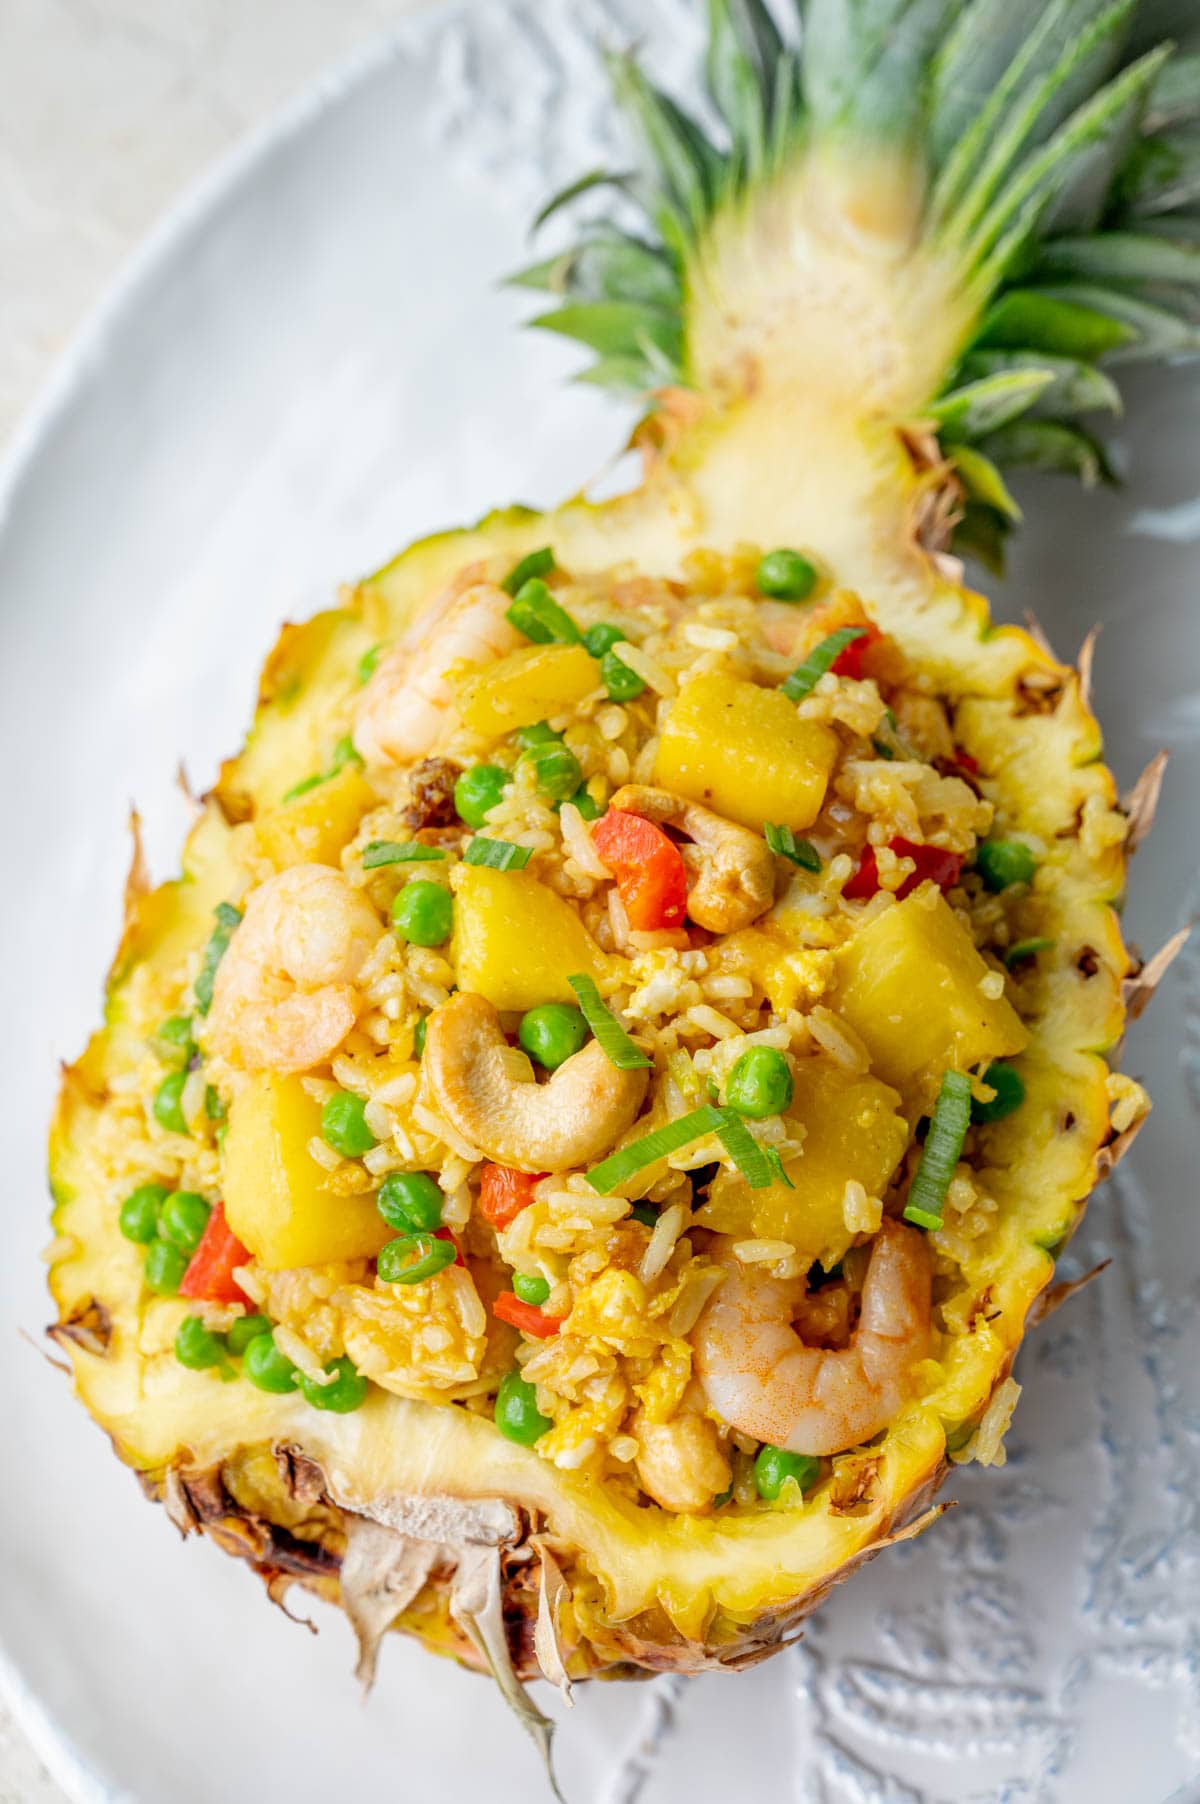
[450, 863, 614, 1011]
[696, 1055, 908, 1267]
[253, 765, 376, 871]
[456, 643, 598, 738]
[833, 888, 1028, 1097]
[654, 670, 837, 831]
[222, 1073, 391, 1270]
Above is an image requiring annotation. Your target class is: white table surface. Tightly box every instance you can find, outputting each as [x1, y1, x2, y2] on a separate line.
[0, 4, 438, 1794]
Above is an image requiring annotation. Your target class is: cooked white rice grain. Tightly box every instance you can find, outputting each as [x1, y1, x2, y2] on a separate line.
[685, 1003, 742, 1040]
[807, 1006, 870, 1072]
[560, 802, 610, 878]
[639, 1202, 688, 1284]
[611, 641, 676, 696]
[732, 1239, 797, 1264]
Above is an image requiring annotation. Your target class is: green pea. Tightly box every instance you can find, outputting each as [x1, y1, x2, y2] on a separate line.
[377, 1170, 444, 1233]
[152, 1070, 190, 1135]
[756, 548, 817, 601]
[412, 1015, 428, 1059]
[520, 742, 583, 802]
[630, 1203, 658, 1228]
[357, 642, 385, 684]
[300, 1356, 368, 1413]
[494, 1370, 552, 1446]
[392, 880, 453, 947]
[514, 721, 562, 751]
[582, 622, 627, 659]
[725, 1046, 794, 1119]
[320, 1090, 377, 1158]
[119, 1183, 169, 1245]
[156, 1015, 196, 1065]
[143, 1239, 188, 1296]
[518, 1003, 589, 1071]
[175, 1315, 228, 1372]
[975, 838, 1038, 892]
[753, 1444, 819, 1500]
[226, 1313, 273, 1356]
[243, 1331, 299, 1393]
[455, 763, 512, 827]
[512, 1272, 551, 1306]
[600, 649, 645, 703]
[972, 1060, 1026, 1124]
[159, 1190, 212, 1255]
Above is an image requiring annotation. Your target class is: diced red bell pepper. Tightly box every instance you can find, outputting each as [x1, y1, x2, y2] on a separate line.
[830, 622, 883, 681]
[592, 807, 689, 931]
[842, 836, 965, 902]
[434, 1225, 464, 1267]
[478, 1164, 545, 1229]
[492, 1291, 564, 1339]
[179, 1202, 251, 1304]
[952, 744, 980, 776]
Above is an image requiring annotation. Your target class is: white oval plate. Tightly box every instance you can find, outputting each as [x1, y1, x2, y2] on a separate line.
[2, 2, 1198, 1799]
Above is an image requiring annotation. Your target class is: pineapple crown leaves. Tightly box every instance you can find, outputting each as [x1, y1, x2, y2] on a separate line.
[511, 0, 1200, 567]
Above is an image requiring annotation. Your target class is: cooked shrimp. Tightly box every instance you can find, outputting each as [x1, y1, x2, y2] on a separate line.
[609, 784, 776, 933]
[205, 864, 384, 1073]
[353, 580, 521, 766]
[694, 1220, 931, 1456]
[633, 1405, 732, 1514]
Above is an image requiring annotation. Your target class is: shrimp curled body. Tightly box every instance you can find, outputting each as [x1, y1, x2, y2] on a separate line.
[694, 1220, 932, 1457]
[206, 864, 383, 1074]
[354, 580, 520, 767]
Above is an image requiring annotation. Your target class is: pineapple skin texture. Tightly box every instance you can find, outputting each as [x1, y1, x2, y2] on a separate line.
[49, 434, 1141, 1677]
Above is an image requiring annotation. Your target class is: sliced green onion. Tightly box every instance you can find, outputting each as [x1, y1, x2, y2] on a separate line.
[281, 772, 326, 802]
[377, 1232, 456, 1286]
[585, 1105, 724, 1195]
[764, 1146, 795, 1189]
[501, 546, 556, 597]
[713, 1110, 777, 1191]
[903, 1070, 973, 1231]
[871, 707, 919, 763]
[506, 578, 581, 645]
[1004, 936, 1056, 967]
[194, 902, 242, 1015]
[971, 1060, 1026, 1124]
[567, 974, 651, 1071]
[329, 735, 363, 773]
[357, 642, 385, 684]
[764, 823, 821, 872]
[781, 628, 867, 702]
[362, 839, 447, 869]
[463, 837, 533, 871]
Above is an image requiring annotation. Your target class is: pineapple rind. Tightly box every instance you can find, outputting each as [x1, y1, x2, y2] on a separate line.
[49, 450, 1141, 1670]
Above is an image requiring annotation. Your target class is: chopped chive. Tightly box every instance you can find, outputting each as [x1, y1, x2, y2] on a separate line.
[194, 902, 242, 1015]
[463, 836, 533, 871]
[501, 546, 556, 597]
[357, 642, 385, 684]
[505, 578, 581, 645]
[764, 1146, 795, 1189]
[281, 772, 326, 802]
[362, 840, 447, 869]
[713, 1110, 777, 1190]
[1004, 936, 1056, 967]
[781, 628, 868, 702]
[903, 1070, 973, 1231]
[329, 735, 363, 773]
[971, 1060, 1026, 1124]
[567, 974, 651, 1071]
[585, 1105, 724, 1194]
[764, 823, 821, 872]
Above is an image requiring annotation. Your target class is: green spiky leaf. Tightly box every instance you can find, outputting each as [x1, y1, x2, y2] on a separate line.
[976, 418, 1116, 483]
[956, 349, 1122, 417]
[951, 443, 1023, 518]
[974, 288, 1137, 356]
[1035, 228, 1200, 283]
[929, 368, 1056, 438]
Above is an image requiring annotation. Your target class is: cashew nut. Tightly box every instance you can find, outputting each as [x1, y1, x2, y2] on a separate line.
[632, 1407, 731, 1513]
[424, 992, 648, 1172]
[609, 785, 776, 934]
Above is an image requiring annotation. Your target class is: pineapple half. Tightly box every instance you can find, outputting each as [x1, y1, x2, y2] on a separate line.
[49, 0, 1190, 1764]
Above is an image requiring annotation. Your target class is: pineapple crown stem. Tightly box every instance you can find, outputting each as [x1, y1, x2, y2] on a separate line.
[512, 0, 1200, 568]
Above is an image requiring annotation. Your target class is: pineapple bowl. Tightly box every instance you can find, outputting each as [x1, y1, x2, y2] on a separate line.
[46, 0, 1191, 1782]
